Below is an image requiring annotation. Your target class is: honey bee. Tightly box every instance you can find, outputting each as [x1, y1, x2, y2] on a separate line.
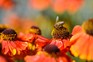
[51, 16, 70, 39]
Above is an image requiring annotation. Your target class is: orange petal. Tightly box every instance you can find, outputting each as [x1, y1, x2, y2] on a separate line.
[72, 25, 82, 35]
[87, 36, 93, 60]
[70, 33, 89, 57]
[79, 39, 89, 60]
[15, 41, 28, 50]
[70, 32, 81, 44]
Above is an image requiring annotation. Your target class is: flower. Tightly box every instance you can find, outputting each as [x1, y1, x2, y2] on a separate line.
[70, 19, 93, 61]
[0, 29, 30, 57]
[4, 14, 36, 33]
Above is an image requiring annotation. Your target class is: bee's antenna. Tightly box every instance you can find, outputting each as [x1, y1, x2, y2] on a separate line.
[55, 16, 64, 25]
[56, 16, 59, 23]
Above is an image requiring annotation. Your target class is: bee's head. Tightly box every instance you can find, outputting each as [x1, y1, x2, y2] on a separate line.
[54, 21, 64, 29]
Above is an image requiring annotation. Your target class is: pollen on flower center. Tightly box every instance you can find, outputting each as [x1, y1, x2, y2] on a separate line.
[82, 19, 93, 36]
[29, 26, 41, 35]
[1, 29, 17, 41]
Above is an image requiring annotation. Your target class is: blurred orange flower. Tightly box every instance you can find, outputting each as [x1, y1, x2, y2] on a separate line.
[4, 14, 36, 33]
[29, 0, 51, 11]
[0, 0, 15, 10]
[70, 19, 93, 61]
[52, 0, 83, 14]
[29, 0, 83, 14]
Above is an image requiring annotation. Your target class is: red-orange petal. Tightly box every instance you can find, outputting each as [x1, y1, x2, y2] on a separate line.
[2, 41, 9, 55]
[35, 35, 50, 48]
[0, 56, 7, 62]
[25, 54, 56, 62]
[18, 33, 35, 43]
[15, 41, 28, 51]
[62, 39, 70, 48]
[8, 41, 16, 55]
[50, 39, 64, 51]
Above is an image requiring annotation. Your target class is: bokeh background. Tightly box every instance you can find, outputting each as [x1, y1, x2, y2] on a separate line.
[0, 0, 93, 62]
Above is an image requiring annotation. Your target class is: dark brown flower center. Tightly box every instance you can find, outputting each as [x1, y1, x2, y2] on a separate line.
[29, 26, 41, 35]
[1, 29, 17, 41]
[43, 44, 60, 54]
[82, 19, 93, 36]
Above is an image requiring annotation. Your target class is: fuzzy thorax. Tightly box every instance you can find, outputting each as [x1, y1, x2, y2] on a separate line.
[51, 21, 70, 39]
